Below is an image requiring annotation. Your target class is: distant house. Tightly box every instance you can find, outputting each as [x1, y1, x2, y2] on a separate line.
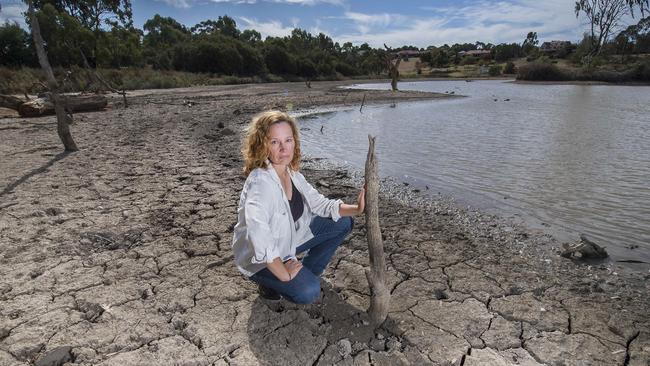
[458, 49, 492, 59]
[540, 41, 573, 56]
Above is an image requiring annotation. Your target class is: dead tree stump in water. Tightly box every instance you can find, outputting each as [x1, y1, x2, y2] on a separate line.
[364, 135, 390, 327]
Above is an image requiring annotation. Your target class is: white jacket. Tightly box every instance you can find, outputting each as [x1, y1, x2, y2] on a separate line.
[232, 163, 342, 277]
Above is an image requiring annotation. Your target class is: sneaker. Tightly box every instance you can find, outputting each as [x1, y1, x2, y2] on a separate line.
[258, 285, 281, 300]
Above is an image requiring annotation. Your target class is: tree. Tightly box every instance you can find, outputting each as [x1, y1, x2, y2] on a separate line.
[0, 21, 37, 67]
[493, 43, 522, 62]
[32, 0, 132, 30]
[264, 44, 296, 75]
[575, 0, 649, 55]
[522, 31, 538, 55]
[615, 15, 650, 53]
[97, 25, 143, 68]
[26, 0, 78, 151]
[33, 4, 94, 66]
[240, 29, 261, 44]
[32, 0, 133, 66]
[143, 14, 190, 69]
[191, 16, 240, 38]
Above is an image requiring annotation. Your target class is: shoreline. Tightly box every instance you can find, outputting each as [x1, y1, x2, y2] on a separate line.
[1, 80, 648, 365]
[299, 148, 649, 276]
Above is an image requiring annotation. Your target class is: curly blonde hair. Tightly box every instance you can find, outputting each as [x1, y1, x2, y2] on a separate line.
[242, 110, 301, 176]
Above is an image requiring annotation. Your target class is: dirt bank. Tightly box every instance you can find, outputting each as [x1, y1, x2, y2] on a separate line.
[1, 80, 648, 366]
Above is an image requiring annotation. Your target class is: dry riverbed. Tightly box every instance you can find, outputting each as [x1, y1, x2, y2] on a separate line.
[1, 80, 648, 366]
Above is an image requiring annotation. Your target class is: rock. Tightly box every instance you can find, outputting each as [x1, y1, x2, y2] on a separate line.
[385, 338, 402, 352]
[337, 338, 352, 358]
[220, 128, 236, 136]
[369, 338, 386, 351]
[0, 327, 9, 340]
[44, 207, 63, 216]
[34, 346, 72, 366]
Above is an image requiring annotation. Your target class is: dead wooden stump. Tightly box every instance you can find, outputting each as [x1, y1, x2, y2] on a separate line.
[561, 234, 609, 260]
[364, 135, 390, 327]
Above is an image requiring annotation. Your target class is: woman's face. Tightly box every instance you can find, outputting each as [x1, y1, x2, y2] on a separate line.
[267, 121, 295, 166]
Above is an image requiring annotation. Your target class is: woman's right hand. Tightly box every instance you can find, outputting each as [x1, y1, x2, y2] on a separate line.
[284, 259, 303, 281]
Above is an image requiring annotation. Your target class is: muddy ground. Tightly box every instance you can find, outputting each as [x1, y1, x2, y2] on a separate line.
[1, 80, 648, 366]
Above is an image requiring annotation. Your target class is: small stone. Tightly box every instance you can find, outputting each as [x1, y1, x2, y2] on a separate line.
[369, 338, 385, 351]
[35, 346, 72, 366]
[337, 338, 352, 358]
[351, 341, 366, 354]
[0, 327, 9, 340]
[386, 338, 402, 352]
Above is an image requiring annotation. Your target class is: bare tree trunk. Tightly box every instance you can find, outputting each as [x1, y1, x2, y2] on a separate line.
[364, 135, 389, 327]
[383, 44, 400, 91]
[389, 58, 401, 92]
[26, 0, 78, 151]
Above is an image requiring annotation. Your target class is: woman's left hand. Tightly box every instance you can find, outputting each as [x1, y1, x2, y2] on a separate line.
[356, 187, 365, 215]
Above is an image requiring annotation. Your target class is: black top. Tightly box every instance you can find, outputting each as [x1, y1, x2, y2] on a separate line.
[288, 180, 304, 222]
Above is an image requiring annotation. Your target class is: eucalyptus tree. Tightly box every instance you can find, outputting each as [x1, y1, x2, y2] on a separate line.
[575, 0, 649, 55]
[32, 0, 133, 66]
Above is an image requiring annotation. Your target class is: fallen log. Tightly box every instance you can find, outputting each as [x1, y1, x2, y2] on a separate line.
[18, 94, 107, 117]
[0, 94, 25, 111]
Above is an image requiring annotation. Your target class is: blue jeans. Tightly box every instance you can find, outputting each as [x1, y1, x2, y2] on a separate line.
[250, 216, 354, 304]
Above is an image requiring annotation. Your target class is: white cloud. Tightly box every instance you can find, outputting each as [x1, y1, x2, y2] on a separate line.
[0, 3, 28, 27]
[156, 0, 192, 8]
[238, 16, 294, 38]
[211, 0, 343, 5]
[334, 0, 589, 48]
[269, 0, 344, 5]
[343, 11, 405, 34]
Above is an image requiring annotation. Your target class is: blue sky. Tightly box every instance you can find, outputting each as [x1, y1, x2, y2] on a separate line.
[0, 0, 641, 47]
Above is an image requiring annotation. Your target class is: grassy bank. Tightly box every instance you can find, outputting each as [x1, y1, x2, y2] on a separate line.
[516, 59, 650, 83]
[0, 66, 392, 95]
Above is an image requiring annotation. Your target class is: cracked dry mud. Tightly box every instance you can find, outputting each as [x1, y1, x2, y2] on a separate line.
[1, 80, 649, 366]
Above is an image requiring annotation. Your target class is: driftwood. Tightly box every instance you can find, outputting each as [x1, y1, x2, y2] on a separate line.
[364, 135, 390, 327]
[18, 94, 107, 117]
[0, 95, 25, 110]
[561, 234, 609, 260]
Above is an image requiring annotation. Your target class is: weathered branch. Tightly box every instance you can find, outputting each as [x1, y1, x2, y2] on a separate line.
[364, 135, 389, 327]
[79, 48, 129, 108]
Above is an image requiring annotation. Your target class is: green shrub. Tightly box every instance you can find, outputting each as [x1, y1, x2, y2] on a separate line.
[632, 60, 650, 81]
[460, 56, 479, 65]
[489, 65, 502, 76]
[516, 62, 570, 81]
[503, 61, 516, 74]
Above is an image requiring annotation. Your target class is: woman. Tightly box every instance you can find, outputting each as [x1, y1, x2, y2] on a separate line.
[232, 110, 365, 304]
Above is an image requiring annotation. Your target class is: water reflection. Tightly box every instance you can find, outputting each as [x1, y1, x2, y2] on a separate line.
[298, 80, 650, 265]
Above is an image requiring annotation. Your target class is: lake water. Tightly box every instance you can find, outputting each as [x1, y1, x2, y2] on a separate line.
[297, 80, 650, 265]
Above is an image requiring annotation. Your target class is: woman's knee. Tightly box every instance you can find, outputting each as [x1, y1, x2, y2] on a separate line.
[291, 280, 321, 304]
[339, 216, 354, 234]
